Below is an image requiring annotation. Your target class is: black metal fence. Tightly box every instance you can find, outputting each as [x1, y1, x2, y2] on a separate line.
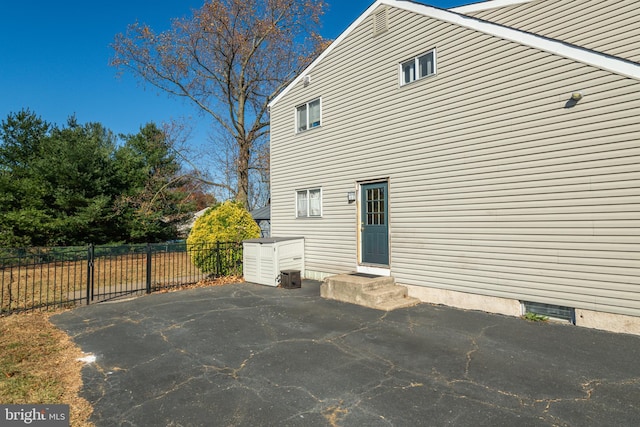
[0, 241, 243, 315]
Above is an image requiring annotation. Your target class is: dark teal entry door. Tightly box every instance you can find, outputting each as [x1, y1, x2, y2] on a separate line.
[361, 181, 389, 266]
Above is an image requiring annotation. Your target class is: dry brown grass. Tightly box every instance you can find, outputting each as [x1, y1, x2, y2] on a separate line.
[0, 312, 93, 426]
[0, 277, 243, 426]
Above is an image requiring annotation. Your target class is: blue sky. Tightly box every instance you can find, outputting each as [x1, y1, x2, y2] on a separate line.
[1, 0, 469, 167]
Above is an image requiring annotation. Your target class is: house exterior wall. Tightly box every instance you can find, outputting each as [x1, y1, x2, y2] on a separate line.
[456, 0, 640, 63]
[270, 5, 640, 319]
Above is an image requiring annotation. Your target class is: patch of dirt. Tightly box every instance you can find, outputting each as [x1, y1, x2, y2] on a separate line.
[323, 401, 349, 427]
[154, 275, 244, 293]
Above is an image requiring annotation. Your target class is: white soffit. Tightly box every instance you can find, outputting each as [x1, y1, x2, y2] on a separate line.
[269, 0, 640, 108]
[451, 0, 536, 13]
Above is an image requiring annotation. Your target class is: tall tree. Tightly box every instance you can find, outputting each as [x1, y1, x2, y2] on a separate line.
[114, 123, 197, 242]
[0, 110, 50, 246]
[39, 119, 118, 244]
[111, 0, 328, 208]
[0, 111, 204, 246]
[0, 109, 50, 174]
[0, 112, 118, 246]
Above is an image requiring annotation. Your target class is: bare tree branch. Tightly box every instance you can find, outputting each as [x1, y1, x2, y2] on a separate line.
[111, 0, 328, 208]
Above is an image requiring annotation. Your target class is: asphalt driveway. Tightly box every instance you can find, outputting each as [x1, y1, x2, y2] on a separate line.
[52, 281, 640, 426]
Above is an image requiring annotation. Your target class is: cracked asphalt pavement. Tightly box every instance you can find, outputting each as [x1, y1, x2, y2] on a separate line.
[51, 281, 640, 426]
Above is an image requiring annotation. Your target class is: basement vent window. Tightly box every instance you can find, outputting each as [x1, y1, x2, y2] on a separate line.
[373, 7, 388, 36]
[522, 301, 576, 323]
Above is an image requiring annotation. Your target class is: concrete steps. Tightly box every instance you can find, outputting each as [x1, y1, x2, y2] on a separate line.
[320, 273, 420, 311]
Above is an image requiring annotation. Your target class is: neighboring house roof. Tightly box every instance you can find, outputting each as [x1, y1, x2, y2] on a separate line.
[192, 207, 211, 221]
[180, 205, 270, 234]
[269, 0, 640, 109]
[178, 207, 212, 234]
[250, 205, 271, 221]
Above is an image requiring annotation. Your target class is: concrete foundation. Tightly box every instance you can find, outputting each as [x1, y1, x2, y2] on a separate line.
[575, 308, 640, 335]
[404, 284, 522, 317]
[404, 283, 640, 336]
[304, 270, 334, 281]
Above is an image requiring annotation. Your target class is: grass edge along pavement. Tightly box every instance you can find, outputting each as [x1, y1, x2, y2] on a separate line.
[0, 276, 243, 426]
[0, 311, 94, 427]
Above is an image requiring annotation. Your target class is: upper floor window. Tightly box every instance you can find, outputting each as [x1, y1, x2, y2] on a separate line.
[296, 188, 322, 218]
[400, 50, 436, 86]
[296, 98, 321, 133]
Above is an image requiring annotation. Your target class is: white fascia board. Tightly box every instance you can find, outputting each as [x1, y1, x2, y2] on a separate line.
[269, 0, 640, 109]
[392, 0, 640, 80]
[269, 0, 387, 109]
[451, 0, 535, 13]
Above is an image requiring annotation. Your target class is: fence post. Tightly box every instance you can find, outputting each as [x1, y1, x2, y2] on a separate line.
[216, 242, 222, 277]
[146, 243, 152, 294]
[86, 244, 94, 305]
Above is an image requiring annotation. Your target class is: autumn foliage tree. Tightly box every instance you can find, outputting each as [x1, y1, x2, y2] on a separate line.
[111, 0, 328, 209]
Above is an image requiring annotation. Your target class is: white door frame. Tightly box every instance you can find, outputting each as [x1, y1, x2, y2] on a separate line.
[356, 179, 391, 277]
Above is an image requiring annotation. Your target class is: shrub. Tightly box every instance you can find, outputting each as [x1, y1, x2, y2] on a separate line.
[186, 201, 260, 274]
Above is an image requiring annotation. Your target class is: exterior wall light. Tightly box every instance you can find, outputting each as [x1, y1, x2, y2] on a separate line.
[347, 191, 356, 203]
[571, 91, 583, 101]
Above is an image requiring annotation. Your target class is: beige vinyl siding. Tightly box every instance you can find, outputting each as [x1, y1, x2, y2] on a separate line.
[463, 0, 640, 63]
[270, 6, 640, 317]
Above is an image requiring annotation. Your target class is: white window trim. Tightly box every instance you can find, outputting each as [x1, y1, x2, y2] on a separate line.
[399, 49, 437, 86]
[295, 98, 322, 133]
[295, 188, 323, 218]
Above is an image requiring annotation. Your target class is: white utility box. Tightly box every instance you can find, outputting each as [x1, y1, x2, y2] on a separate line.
[243, 237, 304, 286]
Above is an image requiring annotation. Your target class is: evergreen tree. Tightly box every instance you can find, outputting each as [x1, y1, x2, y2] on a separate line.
[0, 111, 202, 246]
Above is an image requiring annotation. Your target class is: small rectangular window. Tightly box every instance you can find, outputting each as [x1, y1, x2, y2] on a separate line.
[296, 106, 308, 132]
[296, 188, 322, 218]
[400, 49, 436, 85]
[296, 98, 322, 133]
[309, 189, 321, 216]
[402, 61, 415, 85]
[418, 51, 434, 78]
[296, 190, 308, 217]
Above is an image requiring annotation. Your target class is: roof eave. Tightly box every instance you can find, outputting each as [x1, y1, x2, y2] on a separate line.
[451, 0, 535, 13]
[269, 0, 387, 109]
[269, 0, 640, 109]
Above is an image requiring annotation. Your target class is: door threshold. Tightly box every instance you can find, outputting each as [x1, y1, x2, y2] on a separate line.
[357, 265, 391, 277]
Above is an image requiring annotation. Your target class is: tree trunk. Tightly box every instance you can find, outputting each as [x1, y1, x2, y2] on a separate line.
[237, 140, 251, 210]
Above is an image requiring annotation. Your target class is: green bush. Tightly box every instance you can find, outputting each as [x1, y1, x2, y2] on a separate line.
[186, 201, 260, 274]
[522, 312, 549, 322]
